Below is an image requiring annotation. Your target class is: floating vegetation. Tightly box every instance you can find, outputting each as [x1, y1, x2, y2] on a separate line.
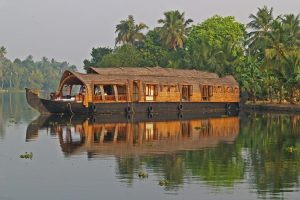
[8, 117, 17, 124]
[286, 146, 297, 153]
[159, 179, 169, 186]
[138, 171, 148, 179]
[19, 152, 33, 159]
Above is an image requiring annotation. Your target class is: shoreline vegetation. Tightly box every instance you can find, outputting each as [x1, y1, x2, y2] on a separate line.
[1, 7, 299, 110]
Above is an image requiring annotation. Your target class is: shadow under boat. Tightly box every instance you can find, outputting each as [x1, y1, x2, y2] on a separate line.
[26, 111, 240, 158]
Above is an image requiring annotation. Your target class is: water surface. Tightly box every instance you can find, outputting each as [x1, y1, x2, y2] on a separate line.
[1, 92, 300, 200]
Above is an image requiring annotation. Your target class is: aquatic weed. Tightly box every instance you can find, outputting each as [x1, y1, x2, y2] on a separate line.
[19, 152, 33, 159]
[159, 179, 169, 186]
[138, 171, 148, 179]
[286, 146, 297, 153]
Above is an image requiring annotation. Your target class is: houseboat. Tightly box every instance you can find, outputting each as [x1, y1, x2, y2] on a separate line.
[26, 67, 240, 115]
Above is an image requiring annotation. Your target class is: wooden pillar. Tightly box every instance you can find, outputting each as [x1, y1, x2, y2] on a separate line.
[139, 81, 143, 102]
[113, 85, 118, 101]
[100, 85, 105, 101]
[127, 80, 131, 102]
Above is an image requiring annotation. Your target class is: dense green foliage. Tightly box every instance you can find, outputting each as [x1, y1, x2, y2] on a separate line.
[84, 8, 300, 103]
[0, 50, 76, 91]
[186, 15, 245, 75]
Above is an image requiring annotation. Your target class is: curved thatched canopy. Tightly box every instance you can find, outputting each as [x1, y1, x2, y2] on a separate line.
[88, 66, 219, 79]
[84, 67, 238, 87]
[59, 67, 238, 89]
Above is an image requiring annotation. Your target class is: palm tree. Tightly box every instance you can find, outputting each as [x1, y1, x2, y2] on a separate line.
[247, 6, 274, 56]
[265, 15, 300, 103]
[280, 14, 300, 48]
[115, 15, 148, 46]
[157, 10, 193, 50]
[0, 46, 7, 58]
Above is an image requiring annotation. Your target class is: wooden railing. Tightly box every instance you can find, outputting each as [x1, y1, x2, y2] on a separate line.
[75, 95, 84, 102]
[93, 95, 102, 101]
[93, 94, 127, 102]
[118, 94, 127, 101]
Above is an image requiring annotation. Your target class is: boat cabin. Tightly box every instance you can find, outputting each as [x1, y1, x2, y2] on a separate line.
[52, 67, 240, 107]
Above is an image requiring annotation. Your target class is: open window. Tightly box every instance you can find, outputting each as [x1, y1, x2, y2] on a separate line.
[145, 84, 158, 101]
[117, 85, 127, 101]
[181, 85, 193, 101]
[200, 85, 213, 101]
[103, 85, 115, 101]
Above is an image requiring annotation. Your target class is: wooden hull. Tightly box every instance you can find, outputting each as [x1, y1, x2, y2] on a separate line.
[26, 88, 239, 115]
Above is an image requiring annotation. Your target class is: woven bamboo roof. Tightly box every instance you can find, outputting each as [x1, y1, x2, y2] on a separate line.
[88, 66, 219, 79]
[60, 67, 238, 87]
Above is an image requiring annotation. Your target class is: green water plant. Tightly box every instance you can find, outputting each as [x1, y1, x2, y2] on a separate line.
[159, 179, 170, 186]
[19, 152, 33, 159]
[286, 146, 297, 153]
[138, 171, 148, 179]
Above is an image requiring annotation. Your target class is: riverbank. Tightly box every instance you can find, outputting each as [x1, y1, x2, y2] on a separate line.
[242, 102, 300, 113]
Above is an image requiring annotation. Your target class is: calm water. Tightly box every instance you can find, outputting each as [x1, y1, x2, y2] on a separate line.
[1, 93, 300, 200]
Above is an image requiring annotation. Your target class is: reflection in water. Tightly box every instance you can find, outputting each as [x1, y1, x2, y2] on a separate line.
[26, 113, 240, 189]
[25, 112, 300, 198]
[0, 92, 37, 138]
[26, 114, 240, 157]
[238, 113, 300, 199]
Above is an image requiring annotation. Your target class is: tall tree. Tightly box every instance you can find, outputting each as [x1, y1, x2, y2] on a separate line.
[157, 10, 193, 50]
[0, 46, 6, 58]
[247, 6, 274, 57]
[99, 44, 143, 67]
[83, 47, 113, 71]
[115, 15, 148, 46]
[0, 46, 8, 89]
[186, 15, 245, 75]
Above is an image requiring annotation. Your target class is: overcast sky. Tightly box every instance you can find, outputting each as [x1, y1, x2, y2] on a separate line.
[0, 0, 299, 69]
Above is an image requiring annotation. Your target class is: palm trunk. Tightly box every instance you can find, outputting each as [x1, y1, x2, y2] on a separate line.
[279, 86, 283, 104]
[270, 86, 273, 103]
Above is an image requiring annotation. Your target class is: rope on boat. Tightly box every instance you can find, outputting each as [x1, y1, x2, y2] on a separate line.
[67, 103, 74, 115]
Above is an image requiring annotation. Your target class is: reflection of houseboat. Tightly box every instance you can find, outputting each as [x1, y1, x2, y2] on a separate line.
[26, 67, 240, 114]
[26, 114, 240, 157]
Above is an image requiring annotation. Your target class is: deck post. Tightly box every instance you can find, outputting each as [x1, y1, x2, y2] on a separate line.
[100, 85, 105, 101]
[113, 85, 118, 101]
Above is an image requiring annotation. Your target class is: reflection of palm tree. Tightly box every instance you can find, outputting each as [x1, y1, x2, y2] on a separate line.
[116, 157, 141, 185]
[238, 113, 300, 196]
[186, 145, 245, 187]
[115, 15, 148, 46]
[157, 10, 193, 50]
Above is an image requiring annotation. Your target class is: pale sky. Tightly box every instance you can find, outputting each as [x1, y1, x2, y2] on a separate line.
[0, 0, 299, 69]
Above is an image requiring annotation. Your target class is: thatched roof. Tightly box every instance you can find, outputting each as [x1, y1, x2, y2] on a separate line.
[60, 67, 238, 87]
[88, 66, 219, 79]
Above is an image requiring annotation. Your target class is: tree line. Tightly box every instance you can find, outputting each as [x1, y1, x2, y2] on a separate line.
[0, 47, 76, 91]
[84, 7, 300, 103]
